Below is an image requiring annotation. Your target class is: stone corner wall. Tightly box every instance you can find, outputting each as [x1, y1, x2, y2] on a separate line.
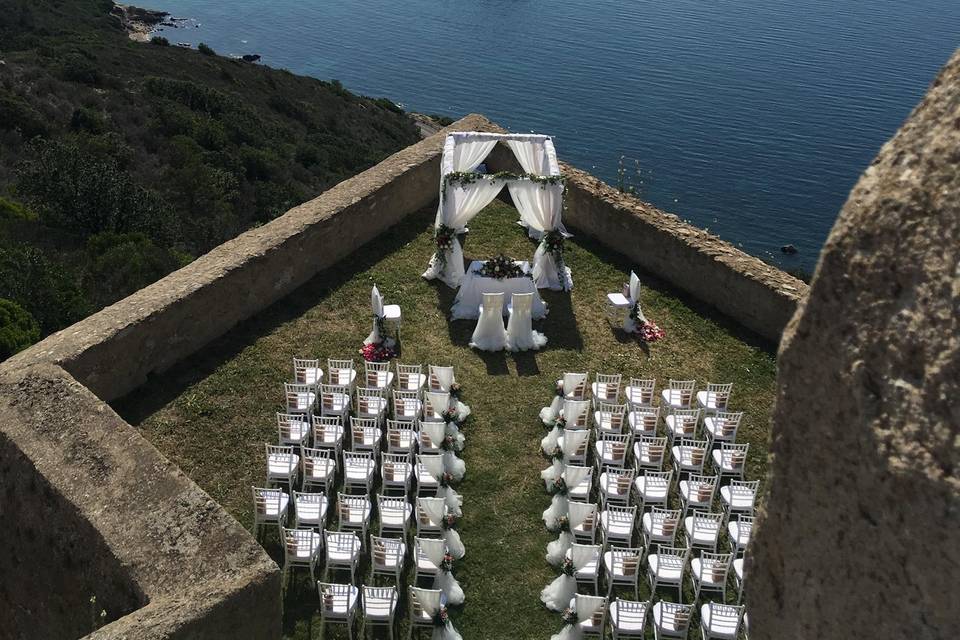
[748, 50, 960, 638]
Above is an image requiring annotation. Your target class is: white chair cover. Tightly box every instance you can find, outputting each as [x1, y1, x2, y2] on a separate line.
[469, 292, 508, 351]
[562, 399, 591, 428]
[422, 539, 465, 605]
[541, 425, 563, 458]
[542, 493, 569, 530]
[541, 545, 596, 612]
[442, 450, 466, 482]
[540, 395, 563, 425]
[444, 527, 465, 560]
[422, 422, 447, 448]
[412, 587, 463, 640]
[541, 458, 564, 491]
[549, 595, 605, 640]
[564, 465, 592, 492]
[432, 366, 456, 391]
[506, 293, 547, 351]
[508, 180, 572, 290]
[546, 531, 573, 567]
[364, 285, 385, 345]
[623, 271, 646, 332]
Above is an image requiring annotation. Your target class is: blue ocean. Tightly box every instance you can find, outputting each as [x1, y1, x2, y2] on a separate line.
[147, 0, 960, 273]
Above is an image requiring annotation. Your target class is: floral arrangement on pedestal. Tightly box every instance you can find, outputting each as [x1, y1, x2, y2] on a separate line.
[541, 229, 569, 291]
[475, 254, 528, 280]
[433, 224, 456, 269]
[359, 341, 398, 362]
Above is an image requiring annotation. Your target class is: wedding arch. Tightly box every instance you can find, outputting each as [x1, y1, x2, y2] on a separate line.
[421, 132, 573, 291]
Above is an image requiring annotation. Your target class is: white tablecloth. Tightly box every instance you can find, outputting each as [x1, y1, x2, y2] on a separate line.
[451, 261, 548, 320]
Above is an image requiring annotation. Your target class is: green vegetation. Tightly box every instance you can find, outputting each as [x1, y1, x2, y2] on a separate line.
[0, 298, 40, 358]
[0, 0, 420, 354]
[117, 202, 776, 640]
[197, 42, 216, 56]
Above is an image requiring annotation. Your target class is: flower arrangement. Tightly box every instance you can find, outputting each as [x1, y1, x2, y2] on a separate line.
[541, 229, 569, 291]
[359, 341, 398, 362]
[441, 513, 459, 530]
[555, 514, 571, 533]
[475, 254, 527, 280]
[561, 557, 576, 577]
[433, 605, 450, 627]
[438, 471, 455, 488]
[448, 382, 463, 400]
[440, 435, 456, 451]
[638, 321, 666, 343]
[548, 477, 568, 496]
[439, 553, 454, 573]
[433, 224, 457, 269]
[548, 445, 564, 462]
[554, 382, 565, 397]
[552, 416, 567, 430]
[561, 607, 578, 626]
[440, 407, 462, 426]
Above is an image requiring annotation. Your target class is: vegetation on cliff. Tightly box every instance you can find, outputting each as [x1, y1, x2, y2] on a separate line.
[0, 0, 420, 344]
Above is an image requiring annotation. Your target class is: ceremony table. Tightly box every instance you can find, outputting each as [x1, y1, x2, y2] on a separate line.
[451, 260, 548, 320]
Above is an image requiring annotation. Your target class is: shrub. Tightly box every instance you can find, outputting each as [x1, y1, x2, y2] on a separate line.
[0, 245, 88, 334]
[0, 298, 40, 359]
[0, 92, 49, 139]
[372, 97, 403, 114]
[144, 76, 226, 115]
[150, 36, 169, 46]
[84, 232, 180, 308]
[59, 54, 101, 86]
[70, 106, 106, 134]
[197, 42, 216, 56]
[0, 196, 37, 221]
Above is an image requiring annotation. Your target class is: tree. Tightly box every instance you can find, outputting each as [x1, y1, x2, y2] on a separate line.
[0, 298, 41, 359]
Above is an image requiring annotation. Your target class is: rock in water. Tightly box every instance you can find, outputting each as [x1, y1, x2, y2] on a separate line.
[749, 50, 960, 639]
[241, 54, 262, 63]
[780, 244, 798, 254]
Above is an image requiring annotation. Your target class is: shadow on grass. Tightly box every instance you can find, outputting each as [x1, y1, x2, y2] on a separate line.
[113, 205, 437, 424]
[539, 290, 584, 352]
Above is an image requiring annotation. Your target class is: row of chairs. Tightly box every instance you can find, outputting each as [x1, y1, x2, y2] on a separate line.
[562, 594, 748, 640]
[550, 372, 734, 414]
[314, 584, 458, 640]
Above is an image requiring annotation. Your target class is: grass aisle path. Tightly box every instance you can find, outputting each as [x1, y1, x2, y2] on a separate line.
[116, 201, 776, 639]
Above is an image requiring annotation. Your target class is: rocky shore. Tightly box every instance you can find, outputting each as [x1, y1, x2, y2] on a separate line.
[110, 3, 168, 42]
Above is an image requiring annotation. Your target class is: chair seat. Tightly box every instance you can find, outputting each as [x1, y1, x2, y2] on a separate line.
[599, 472, 631, 501]
[600, 511, 634, 538]
[733, 557, 744, 581]
[624, 386, 653, 406]
[322, 586, 359, 614]
[610, 601, 646, 631]
[664, 415, 697, 438]
[603, 552, 642, 579]
[289, 532, 323, 559]
[641, 513, 676, 541]
[328, 543, 361, 562]
[720, 485, 755, 510]
[268, 455, 300, 476]
[661, 389, 690, 408]
[696, 391, 727, 411]
[672, 446, 704, 469]
[634, 477, 669, 503]
[305, 458, 336, 482]
[627, 412, 657, 435]
[700, 604, 740, 639]
[383, 463, 412, 483]
[684, 517, 720, 544]
[568, 481, 591, 500]
[381, 505, 412, 526]
[322, 393, 351, 413]
[374, 546, 406, 570]
[291, 393, 316, 411]
[329, 370, 357, 386]
[416, 555, 439, 572]
[261, 492, 289, 518]
[398, 373, 426, 390]
[652, 602, 687, 633]
[727, 521, 751, 548]
[342, 504, 372, 525]
[353, 429, 383, 447]
[703, 417, 736, 440]
[345, 461, 375, 480]
[382, 304, 401, 320]
[712, 450, 743, 473]
[633, 443, 663, 469]
[395, 399, 421, 417]
[607, 292, 630, 307]
[365, 596, 398, 620]
[565, 548, 598, 576]
[594, 441, 627, 465]
[591, 382, 619, 402]
[295, 499, 328, 524]
[678, 480, 713, 507]
[315, 426, 344, 446]
[282, 421, 311, 444]
[647, 555, 683, 581]
[691, 558, 726, 585]
[301, 368, 323, 385]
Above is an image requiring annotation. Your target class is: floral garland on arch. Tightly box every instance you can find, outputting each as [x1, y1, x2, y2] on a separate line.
[433, 224, 457, 270]
[474, 254, 529, 280]
[441, 170, 566, 200]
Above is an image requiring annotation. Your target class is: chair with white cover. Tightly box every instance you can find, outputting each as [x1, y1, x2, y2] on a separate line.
[356, 387, 388, 426]
[671, 438, 709, 480]
[337, 493, 372, 545]
[414, 536, 445, 583]
[701, 602, 745, 640]
[385, 418, 417, 455]
[591, 373, 622, 407]
[415, 496, 446, 538]
[594, 402, 628, 434]
[647, 544, 688, 603]
[416, 453, 442, 496]
[664, 408, 701, 445]
[570, 594, 608, 639]
[624, 378, 656, 407]
[633, 436, 667, 472]
[660, 379, 696, 414]
[558, 372, 589, 401]
[377, 494, 413, 539]
[727, 514, 753, 556]
[370, 535, 406, 583]
[678, 474, 718, 518]
[566, 465, 594, 503]
[594, 432, 631, 471]
[720, 479, 759, 519]
[301, 447, 337, 494]
[569, 500, 599, 545]
[422, 391, 450, 423]
[265, 444, 299, 488]
[350, 416, 383, 459]
[712, 443, 749, 481]
[284, 382, 316, 415]
[408, 587, 460, 640]
[641, 507, 682, 552]
[703, 411, 743, 449]
[292, 490, 328, 530]
[505, 292, 547, 351]
[599, 466, 634, 508]
[277, 412, 312, 448]
[568, 543, 602, 595]
[391, 389, 422, 422]
[363, 585, 399, 640]
[604, 548, 644, 598]
[427, 365, 457, 392]
[628, 405, 660, 438]
[364, 360, 395, 392]
[252, 486, 289, 541]
[396, 362, 427, 391]
[319, 384, 351, 422]
[281, 526, 322, 584]
[563, 399, 592, 431]
[382, 300, 402, 342]
[634, 470, 672, 511]
[559, 428, 591, 467]
[651, 601, 693, 640]
[318, 582, 359, 640]
[600, 504, 637, 548]
[469, 292, 508, 351]
[381, 453, 413, 497]
[691, 551, 732, 603]
[684, 510, 723, 552]
[293, 357, 323, 385]
[342, 451, 376, 494]
[697, 382, 733, 415]
[323, 530, 362, 584]
[312, 415, 345, 459]
[610, 598, 649, 639]
[327, 359, 358, 392]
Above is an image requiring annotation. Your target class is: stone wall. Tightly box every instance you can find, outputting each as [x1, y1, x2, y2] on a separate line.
[483, 142, 807, 344]
[748, 50, 960, 638]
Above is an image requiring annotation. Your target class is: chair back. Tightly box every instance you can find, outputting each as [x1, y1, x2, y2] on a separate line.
[510, 291, 534, 314]
[327, 359, 356, 386]
[277, 412, 310, 444]
[728, 479, 759, 509]
[563, 399, 591, 428]
[562, 372, 588, 399]
[625, 378, 655, 405]
[671, 408, 701, 437]
[252, 486, 285, 523]
[317, 582, 355, 620]
[428, 365, 456, 391]
[656, 601, 693, 636]
[612, 598, 649, 632]
[720, 442, 749, 472]
[284, 383, 316, 412]
[629, 405, 660, 434]
[319, 384, 350, 414]
[703, 382, 733, 410]
[396, 362, 425, 390]
[712, 411, 743, 439]
[575, 593, 608, 634]
[703, 603, 745, 638]
[595, 402, 627, 433]
[363, 585, 398, 620]
[697, 551, 733, 584]
[480, 292, 504, 314]
[293, 357, 322, 384]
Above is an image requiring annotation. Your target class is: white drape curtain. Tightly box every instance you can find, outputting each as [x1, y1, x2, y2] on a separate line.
[412, 588, 463, 640]
[506, 139, 550, 175]
[508, 181, 572, 290]
[451, 139, 497, 175]
[624, 270, 645, 332]
[422, 539, 464, 605]
[364, 285, 385, 344]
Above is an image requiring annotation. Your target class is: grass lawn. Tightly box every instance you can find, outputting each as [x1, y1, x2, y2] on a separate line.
[115, 200, 776, 639]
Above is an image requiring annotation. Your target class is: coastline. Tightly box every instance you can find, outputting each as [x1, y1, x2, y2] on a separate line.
[111, 3, 168, 42]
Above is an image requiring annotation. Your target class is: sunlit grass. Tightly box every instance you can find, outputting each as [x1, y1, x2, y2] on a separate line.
[116, 200, 776, 639]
